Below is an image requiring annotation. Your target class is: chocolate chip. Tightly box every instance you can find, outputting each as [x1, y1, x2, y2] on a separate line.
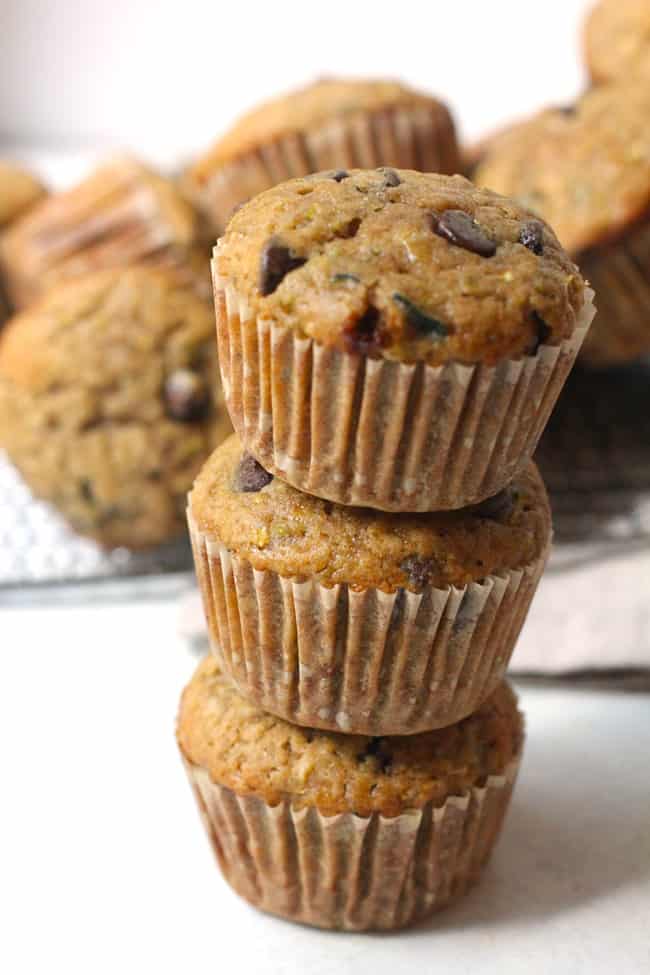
[471, 487, 515, 522]
[557, 104, 576, 117]
[332, 273, 360, 284]
[164, 369, 210, 422]
[233, 452, 273, 493]
[432, 209, 497, 258]
[519, 220, 544, 255]
[343, 305, 385, 356]
[331, 170, 349, 182]
[392, 293, 449, 339]
[357, 737, 392, 773]
[337, 217, 361, 239]
[401, 555, 437, 591]
[79, 479, 94, 503]
[259, 237, 307, 295]
[377, 167, 401, 187]
[528, 311, 552, 355]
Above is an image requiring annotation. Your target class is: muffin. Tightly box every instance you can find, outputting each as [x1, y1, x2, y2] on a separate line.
[0, 267, 231, 549]
[178, 656, 523, 931]
[0, 156, 209, 309]
[188, 435, 550, 734]
[214, 168, 592, 510]
[474, 83, 650, 366]
[0, 160, 46, 228]
[184, 78, 460, 234]
[584, 0, 650, 85]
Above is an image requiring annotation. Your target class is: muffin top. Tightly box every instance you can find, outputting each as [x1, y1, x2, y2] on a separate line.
[0, 157, 202, 307]
[474, 83, 650, 256]
[0, 267, 228, 548]
[0, 160, 46, 227]
[215, 170, 584, 366]
[190, 435, 551, 592]
[584, 0, 650, 84]
[179, 657, 522, 817]
[189, 78, 443, 174]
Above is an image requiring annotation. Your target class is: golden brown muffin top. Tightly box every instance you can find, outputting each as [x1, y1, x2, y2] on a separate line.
[189, 78, 441, 175]
[178, 657, 523, 817]
[0, 156, 201, 307]
[215, 169, 584, 366]
[584, 0, 650, 84]
[0, 160, 46, 227]
[474, 82, 650, 256]
[189, 435, 551, 592]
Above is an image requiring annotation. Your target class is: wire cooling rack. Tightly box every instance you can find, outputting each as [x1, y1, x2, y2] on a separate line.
[1, 361, 648, 602]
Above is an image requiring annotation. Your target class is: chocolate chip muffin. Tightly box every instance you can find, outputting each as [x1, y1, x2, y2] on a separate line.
[0, 267, 231, 549]
[188, 434, 550, 734]
[214, 168, 592, 509]
[178, 655, 523, 930]
[584, 0, 650, 85]
[474, 83, 650, 366]
[0, 160, 46, 228]
[0, 156, 209, 309]
[184, 78, 460, 234]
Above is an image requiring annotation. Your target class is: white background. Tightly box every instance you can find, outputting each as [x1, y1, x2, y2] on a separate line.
[1, 0, 590, 164]
[2, 2, 650, 973]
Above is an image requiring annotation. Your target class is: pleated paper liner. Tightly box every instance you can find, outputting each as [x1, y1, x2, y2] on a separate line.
[181, 752, 521, 931]
[188, 511, 549, 734]
[186, 102, 460, 234]
[579, 219, 650, 366]
[214, 266, 595, 511]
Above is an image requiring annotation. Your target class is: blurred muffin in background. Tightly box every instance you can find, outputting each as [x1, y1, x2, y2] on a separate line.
[474, 82, 650, 367]
[0, 267, 231, 549]
[0, 161, 47, 228]
[584, 0, 650, 85]
[0, 157, 211, 309]
[183, 77, 460, 235]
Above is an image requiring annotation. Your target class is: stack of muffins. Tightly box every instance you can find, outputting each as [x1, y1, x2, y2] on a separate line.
[177, 165, 595, 930]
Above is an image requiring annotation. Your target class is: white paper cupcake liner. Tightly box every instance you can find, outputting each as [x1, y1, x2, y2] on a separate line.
[187, 102, 460, 233]
[213, 267, 594, 510]
[188, 511, 549, 734]
[580, 221, 650, 366]
[182, 753, 521, 931]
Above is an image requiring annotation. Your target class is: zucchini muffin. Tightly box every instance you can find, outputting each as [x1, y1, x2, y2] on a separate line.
[184, 78, 460, 233]
[188, 435, 551, 734]
[584, 0, 650, 85]
[0, 267, 231, 549]
[178, 656, 523, 930]
[214, 168, 592, 509]
[0, 160, 46, 228]
[0, 156, 209, 309]
[474, 83, 650, 366]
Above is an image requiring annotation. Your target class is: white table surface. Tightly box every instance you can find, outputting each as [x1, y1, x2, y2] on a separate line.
[1, 598, 649, 975]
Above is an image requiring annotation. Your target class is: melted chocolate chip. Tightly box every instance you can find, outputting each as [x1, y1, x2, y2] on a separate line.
[337, 217, 361, 239]
[432, 209, 497, 257]
[331, 170, 349, 182]
[259, 237, 307, 295]
[401, 555, 437, 591]
[233, 452, 273, 493]
[377, 167, 401, 187]
[164, 369, 210, 422]
[471, 487, 515, 522]
[393, 293, 449, 339]
[519, 220, 545, 255]
[528, 311, 552, 355]
[79, 479, 94, 503]
[332, 273, 360, 284]
[343, 305, 385, 356]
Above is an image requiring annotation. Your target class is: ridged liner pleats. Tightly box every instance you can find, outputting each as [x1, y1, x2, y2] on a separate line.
[580, 220, 650, 366]
[192, 103, 460, 232]
[188, 511, 548, 734]
[182, 754, 520, 931]
[214, 263, 595, 510]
